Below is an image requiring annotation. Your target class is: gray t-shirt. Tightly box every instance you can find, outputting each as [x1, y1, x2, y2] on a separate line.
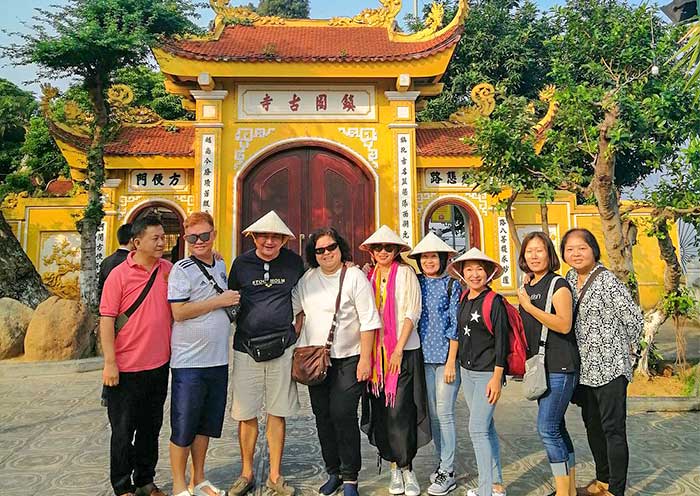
[168, 257, 231, 368]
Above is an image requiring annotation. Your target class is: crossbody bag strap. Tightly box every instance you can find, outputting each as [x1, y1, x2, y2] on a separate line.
[190, 255, 225, 294]
[124, 266, 159, 318]
[537, 275, 562, 355]
[573, 265, 607, 324]
[325, 265, 348, 349]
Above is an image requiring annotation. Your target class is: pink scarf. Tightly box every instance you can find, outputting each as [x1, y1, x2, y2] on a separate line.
[368, 261, 400, 407]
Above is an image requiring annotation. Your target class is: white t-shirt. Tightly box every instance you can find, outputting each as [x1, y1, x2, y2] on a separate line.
[292, 266, 382, 359]
[168, 257, 231, 368]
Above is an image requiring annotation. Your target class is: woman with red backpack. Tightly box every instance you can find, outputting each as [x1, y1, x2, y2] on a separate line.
[447, 248, 508, 496]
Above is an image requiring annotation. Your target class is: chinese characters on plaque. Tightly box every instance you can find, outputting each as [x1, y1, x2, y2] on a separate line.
[424, 168, 475, 188]
[239, 85, 375, 121]
[397, 133, 414, 245]
[200, 134, 216, 214]
[497, 217, 513, 287]
[95, 221, 107, 266]
[129, 169, 188, 192]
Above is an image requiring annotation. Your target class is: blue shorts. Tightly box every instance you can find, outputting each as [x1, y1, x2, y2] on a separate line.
[170, 365, 228, 447]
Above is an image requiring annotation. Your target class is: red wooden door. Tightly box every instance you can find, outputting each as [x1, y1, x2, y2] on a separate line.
[241, 147, 374, 264]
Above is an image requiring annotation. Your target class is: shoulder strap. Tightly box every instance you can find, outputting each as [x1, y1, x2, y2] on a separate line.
[536, 275, 562, 354]
[190, 255, 225, 295]
[573, 265, 606, 323]
[482, 290, 497, 334]
[124, 266, 159, 318]
[325, 265, 348, 349]
[446, 278, 455, 306]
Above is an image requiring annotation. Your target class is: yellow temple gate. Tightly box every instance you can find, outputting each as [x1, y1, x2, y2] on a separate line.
[1, 0, 671, 307]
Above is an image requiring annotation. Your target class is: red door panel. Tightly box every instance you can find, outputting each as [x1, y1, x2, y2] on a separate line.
[241, 147, 374, 264]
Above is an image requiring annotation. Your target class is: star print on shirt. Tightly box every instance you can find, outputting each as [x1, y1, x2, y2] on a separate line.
[464, 324, 471, 336]
[470, 311, 481, 323]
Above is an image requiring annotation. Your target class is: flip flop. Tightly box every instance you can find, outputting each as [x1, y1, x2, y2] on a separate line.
[193, 479, 225, 496]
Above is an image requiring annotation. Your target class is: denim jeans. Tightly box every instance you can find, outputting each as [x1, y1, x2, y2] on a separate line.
[424, 363, 461, 474]
[537, 372, 578, 477]
[461, 368, 502, 496]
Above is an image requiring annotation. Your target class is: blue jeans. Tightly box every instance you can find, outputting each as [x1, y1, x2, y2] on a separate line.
[537, 372, 578, 477]
[461, 368, 502, 496]
[424, 363, 461, 474]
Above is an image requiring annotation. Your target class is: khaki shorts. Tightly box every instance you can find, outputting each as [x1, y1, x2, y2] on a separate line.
[231, 346, 300, 421]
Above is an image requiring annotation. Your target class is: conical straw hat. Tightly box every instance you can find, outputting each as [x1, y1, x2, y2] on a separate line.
[359, 225, 411, 252]
[242, 210, 295, 239]
[408, 232, 457, 260]
[447, 247, 504, 281]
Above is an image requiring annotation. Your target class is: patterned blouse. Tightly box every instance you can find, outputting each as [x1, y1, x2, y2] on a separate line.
[417, 274, 461, 364]
[566, 265, 643, 387]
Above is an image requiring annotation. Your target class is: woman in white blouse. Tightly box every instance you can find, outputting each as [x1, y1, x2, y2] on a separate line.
[292, 227, 381, 496]
[358, 225, 429, 496]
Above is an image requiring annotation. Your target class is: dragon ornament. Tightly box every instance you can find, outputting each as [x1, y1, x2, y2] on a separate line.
[329, 0, 402, 27]
[107, 84, 162, 125]
[209, 0, 285, 25]
[449, 83, 496, 125]
[532, 85, 559, 154]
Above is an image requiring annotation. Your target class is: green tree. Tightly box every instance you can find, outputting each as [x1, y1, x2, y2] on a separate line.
[255, 0, 309, 18]
[544, 0, 700, 300]
[0, 79, 38, 178]
[637, 139, 700, 375]
[2, 0, 199, 308]
[113, 65, 192, 120]
[419, 0, 553, 122]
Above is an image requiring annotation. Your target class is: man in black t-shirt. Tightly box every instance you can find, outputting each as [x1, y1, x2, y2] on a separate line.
[227, 211, 304, 496]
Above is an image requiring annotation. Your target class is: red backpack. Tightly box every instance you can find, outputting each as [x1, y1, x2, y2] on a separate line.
[460, 289, 529, 377]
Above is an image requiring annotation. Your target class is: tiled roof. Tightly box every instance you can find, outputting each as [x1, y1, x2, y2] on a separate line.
[50, 123, 195, 157]
[416, 126, 475, 156]
[159, 24, 462, 62]
[105, 126, 195, 156]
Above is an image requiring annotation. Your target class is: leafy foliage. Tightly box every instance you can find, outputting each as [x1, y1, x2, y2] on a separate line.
[255, 0, 309, 18]
[0, 79, 38, 177]
[419, 0, 553, 122]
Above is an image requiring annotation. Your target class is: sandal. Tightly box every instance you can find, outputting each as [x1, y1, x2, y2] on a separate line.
[193, 480, 225, 496]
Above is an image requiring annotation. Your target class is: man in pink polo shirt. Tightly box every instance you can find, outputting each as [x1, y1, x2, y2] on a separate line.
[100, 214, 173, 496]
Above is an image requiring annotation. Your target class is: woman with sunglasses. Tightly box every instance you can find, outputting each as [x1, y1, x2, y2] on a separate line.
[291, 228, 382, 496]
[359, 226, 429, 496]
[407, 232, 461, 496]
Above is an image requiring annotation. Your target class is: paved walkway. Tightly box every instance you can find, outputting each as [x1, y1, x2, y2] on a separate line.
[0, 365, 698, 496]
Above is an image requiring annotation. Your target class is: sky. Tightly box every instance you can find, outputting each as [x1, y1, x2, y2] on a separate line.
[0, 0, 573, 96]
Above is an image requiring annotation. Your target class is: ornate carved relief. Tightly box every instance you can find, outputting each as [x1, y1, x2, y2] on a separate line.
[338, 127, 379, 169]
[329, 0, 402, 27]
[449, 83, 496, 125]
[39, 233, 81, 300]
[209, 0, 285, 25]
[234, 127, 276, 169]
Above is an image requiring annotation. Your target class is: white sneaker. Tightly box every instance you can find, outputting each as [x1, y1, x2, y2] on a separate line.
[403, 470, 420, 496]
[429, 466, 439, 484]
[389, 468, 405, 495]
[467, 488, 506, 496]
[428, 470, 456, 496]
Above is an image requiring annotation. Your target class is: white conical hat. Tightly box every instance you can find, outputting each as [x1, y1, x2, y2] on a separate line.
[359, 225, 411, 252]
[447, 247, 504, 281]
[242, 210, 295, 239]
[408, 232, 457, 259]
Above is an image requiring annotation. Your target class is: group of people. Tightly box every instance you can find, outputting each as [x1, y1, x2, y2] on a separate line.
[99, 209, 643, 496]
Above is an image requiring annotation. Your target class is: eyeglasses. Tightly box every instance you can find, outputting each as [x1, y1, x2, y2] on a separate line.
[314, 242, 339, 255]
[183, 231, 213, 244]
[370, 244, 397, 253]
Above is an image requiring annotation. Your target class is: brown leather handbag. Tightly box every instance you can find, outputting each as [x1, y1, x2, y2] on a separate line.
[292, 265, 347, 386]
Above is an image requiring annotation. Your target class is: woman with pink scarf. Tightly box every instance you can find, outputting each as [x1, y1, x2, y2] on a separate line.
[359, 226, 430, 496]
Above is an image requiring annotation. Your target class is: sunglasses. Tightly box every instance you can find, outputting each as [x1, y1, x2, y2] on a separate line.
[263, 262, 271, 287]
[314, 242, 339, 255]
[370, 244, 397, 253]
[184, 231, 213, 244]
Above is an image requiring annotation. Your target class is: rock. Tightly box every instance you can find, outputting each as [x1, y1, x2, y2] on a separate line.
[24, 296, 96, 361]
[0, 298, 34, 359]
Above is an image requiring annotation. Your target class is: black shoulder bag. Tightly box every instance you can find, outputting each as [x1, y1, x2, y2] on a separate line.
[189, 256, 239, 323]
[113, 267, 159, 335]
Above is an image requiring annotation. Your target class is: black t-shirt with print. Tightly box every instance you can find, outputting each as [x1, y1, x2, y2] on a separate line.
[228, 247, 305, 353]
[520, 271, 579, 373]
[457, 288, 509, 372]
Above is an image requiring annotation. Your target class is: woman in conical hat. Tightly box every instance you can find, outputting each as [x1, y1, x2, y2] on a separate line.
[446, 247, 508, 496]
[407, 232, 461, 495]
[358, 225, 429, 496]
